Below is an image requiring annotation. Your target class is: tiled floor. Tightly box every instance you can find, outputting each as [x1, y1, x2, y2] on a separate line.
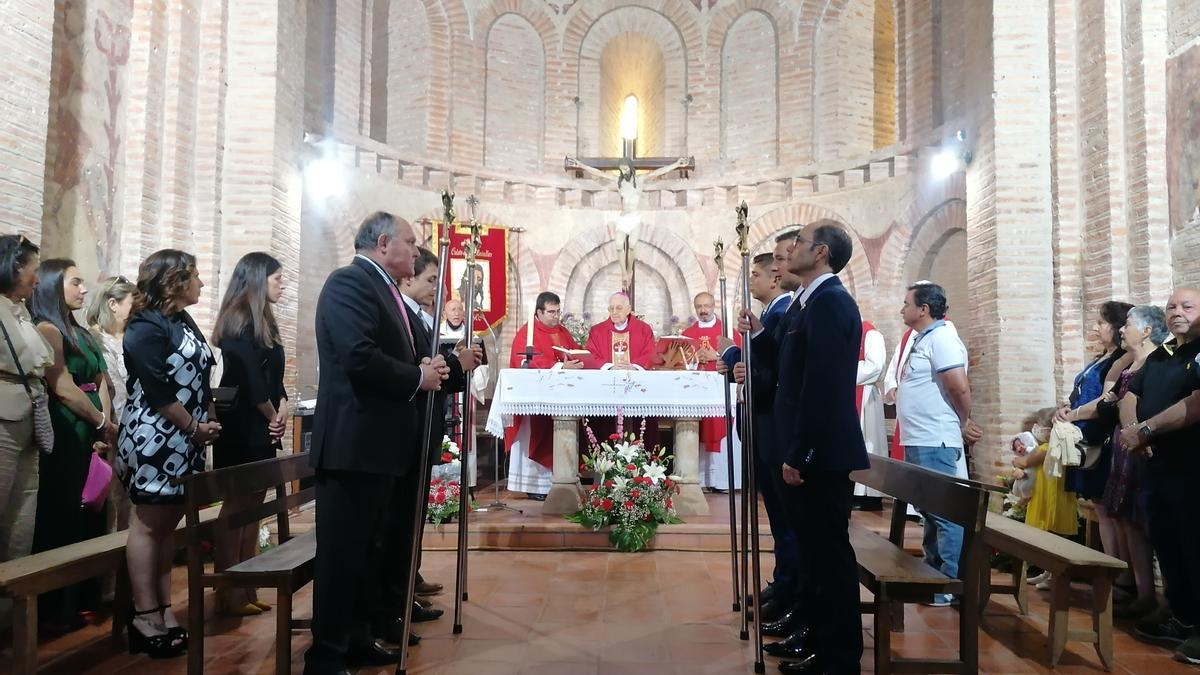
[6, 500, 1192, 674]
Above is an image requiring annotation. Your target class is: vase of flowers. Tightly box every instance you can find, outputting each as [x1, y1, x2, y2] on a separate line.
[566, 412, 683, 552]
[428, 435, 468, 525]
[561, 311, 591, 347]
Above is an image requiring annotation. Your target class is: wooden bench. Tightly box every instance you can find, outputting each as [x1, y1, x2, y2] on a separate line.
[981, 511, 1126, 669]
[850, 454, 990, 675]
[182, 453, 315, 675]
[0, 505, 219, 675]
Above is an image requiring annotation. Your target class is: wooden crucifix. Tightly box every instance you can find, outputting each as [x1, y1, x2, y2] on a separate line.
[564, 145, 695, 308]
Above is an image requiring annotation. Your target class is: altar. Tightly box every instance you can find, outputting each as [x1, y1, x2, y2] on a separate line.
[484, 369, 732, 516]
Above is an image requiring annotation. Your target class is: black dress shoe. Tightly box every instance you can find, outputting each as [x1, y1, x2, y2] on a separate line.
[415, 595, 433, 609]
[761, 607, 805, 637]
[527, 492, 547, 501]
[747, 583, 776, 608]
[374, 618, 422, 646]
[764, 626, 812, 657]
[412, 601, 444, 622]
[415, 579, 444, 595]
[345, 640, 401, 666]
[758, 596, 792, 623]
[777, 648, 822, 673]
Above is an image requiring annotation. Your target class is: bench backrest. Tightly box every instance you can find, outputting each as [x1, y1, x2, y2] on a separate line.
[851, 454, 990, 578]
[183, 453, 315, 542]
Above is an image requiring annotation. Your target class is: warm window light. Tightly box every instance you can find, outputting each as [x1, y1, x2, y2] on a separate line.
[620, 95, 639, 141]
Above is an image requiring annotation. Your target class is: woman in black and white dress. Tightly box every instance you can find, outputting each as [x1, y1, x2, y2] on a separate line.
[115, 249, 221, 659]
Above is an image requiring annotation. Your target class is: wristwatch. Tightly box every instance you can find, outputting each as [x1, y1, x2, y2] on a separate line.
[1136, 421, 1154, 440]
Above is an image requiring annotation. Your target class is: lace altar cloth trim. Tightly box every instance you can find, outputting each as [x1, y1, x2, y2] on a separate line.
[484, 369, 728, 437]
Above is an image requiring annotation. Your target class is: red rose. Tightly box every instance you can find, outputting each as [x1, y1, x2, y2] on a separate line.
[666, 498, 673, 509]
[604, 480, 615, 488]
[623, 500, 635, 509]
[663, 479, 673, 489]
[630, 488, 641, 499]
[434, 493, 446, 504]
[626, 463, 637, 471]
[592, 498, 601, 507]
[601, 498, 614, 511]
[590, 485, 598, 492]
[609, 433, 622, 441]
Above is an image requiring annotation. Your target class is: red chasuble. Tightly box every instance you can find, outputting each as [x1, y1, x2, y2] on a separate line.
[504, 320, 587, 468]
[585, 317, 658, 369]
[682, 319, 741, 452]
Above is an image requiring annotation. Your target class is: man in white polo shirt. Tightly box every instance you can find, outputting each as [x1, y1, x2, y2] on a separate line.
[896, 282, 981, 606]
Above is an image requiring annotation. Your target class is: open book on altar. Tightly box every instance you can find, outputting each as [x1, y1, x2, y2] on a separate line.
[552, 346, 591, 360]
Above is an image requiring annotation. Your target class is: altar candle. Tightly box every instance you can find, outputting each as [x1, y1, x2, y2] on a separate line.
[526, 299, 536, 348]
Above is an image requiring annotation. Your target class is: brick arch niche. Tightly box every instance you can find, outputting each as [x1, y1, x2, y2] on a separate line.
[577, 6, 688, 157]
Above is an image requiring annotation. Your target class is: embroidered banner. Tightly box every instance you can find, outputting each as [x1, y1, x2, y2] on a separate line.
[433, 221, 509, 331]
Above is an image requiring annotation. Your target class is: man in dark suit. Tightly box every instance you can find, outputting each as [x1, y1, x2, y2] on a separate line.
[304, 212, 450, 675]
[744, 220, 869, 673]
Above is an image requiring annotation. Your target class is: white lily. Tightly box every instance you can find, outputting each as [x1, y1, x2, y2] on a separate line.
[615, 443, 639, 463]
[593, 457, 616, 475]
[643, 463, 668, 484]
[612, 475, 630, 490]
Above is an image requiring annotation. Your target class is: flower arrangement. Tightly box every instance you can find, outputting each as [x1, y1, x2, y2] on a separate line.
[561, 311, 591, 347]
[565, 412, 683, 552]
[428, 435, 470, 525]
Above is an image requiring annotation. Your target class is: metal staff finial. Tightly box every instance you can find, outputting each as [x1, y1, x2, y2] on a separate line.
[463, 195, 482, 263]
[734, 201, 750, 255]
[714, 238, 726, 281]
[441, 189, 456, 236]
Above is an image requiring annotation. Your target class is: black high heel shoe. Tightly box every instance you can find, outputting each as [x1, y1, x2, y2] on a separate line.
[128, 607, 186, 659]
[160, 603, 188, 649]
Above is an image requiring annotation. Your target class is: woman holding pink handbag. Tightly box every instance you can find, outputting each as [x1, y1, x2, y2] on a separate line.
[30, 259, 116, 635]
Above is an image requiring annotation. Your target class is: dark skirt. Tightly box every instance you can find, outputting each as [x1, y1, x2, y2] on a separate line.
[1064, 439, 1112, 501]
[212, 441, 277, 470]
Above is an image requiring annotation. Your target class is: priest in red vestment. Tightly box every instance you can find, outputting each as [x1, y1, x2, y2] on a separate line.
[585, 291, 660, 447]
[681, 292, 742, 490]
[504, 291, 588, 500]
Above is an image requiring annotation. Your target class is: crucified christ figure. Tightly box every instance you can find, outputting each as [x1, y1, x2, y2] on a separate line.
[565, 156, 690, 296]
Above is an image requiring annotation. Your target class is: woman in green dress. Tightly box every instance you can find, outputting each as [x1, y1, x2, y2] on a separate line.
[30, 259, 116, 634]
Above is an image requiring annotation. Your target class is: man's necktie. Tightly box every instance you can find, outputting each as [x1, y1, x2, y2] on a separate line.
[387, 283, 416, 356]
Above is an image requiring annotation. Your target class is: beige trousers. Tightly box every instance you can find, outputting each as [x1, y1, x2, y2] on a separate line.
[0, 416, 38, 629]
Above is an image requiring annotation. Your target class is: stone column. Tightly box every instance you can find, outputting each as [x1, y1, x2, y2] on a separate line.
[672, 418, 710, 516]
[543, 416, 584, 515]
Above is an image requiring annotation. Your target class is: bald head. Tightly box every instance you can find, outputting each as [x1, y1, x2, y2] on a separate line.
[444, 298, 465, 327]
[1166, 288, 1200, 341]
[607, 292, 632, 324]
[693, 292, 715, 322]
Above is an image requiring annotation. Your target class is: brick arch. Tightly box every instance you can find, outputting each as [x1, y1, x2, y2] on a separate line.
[473, 0, 558, 52]
[574, 6, 688, 157]
[729, 202, 870, 292]
[560, 241, 690, 333]
[706, 0, 791, 53]
[482, 12, 547, 172]
[875, 172, 967, 295]
[414, 0, 456, 157]
[560, 0, 701, 56]
[717, 9, 781, 170]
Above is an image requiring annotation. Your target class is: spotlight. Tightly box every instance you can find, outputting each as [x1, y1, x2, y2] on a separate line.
[931, 148, 962, 179]
[303, 156, 345, 200]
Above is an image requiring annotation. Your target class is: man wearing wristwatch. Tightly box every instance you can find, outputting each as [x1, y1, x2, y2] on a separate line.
[1115, 288, 1200, 663]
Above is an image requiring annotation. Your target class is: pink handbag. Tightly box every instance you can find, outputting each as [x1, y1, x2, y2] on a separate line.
[81, 452, 113, 511]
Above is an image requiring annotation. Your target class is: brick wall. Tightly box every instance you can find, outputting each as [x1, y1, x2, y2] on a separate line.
[484, 14, 545, 172]
[720, 11, 777, 170]
[386, 0, 431, 153]
[1, 2, 55, 241]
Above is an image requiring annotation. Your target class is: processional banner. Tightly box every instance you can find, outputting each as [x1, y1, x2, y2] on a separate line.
[432, 220, 509, 331]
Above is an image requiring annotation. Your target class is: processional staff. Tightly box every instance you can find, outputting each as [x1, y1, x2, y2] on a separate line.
[453, 195, 484, 633]
[736, 202, 766, 673]
[397, 190, 456, 675]
[715, 238, 742, 618]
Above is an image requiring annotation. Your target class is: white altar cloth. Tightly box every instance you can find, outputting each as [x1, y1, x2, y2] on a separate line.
[484, 369, 728, 436]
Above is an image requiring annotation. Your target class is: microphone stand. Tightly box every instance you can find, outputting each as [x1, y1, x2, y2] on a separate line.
[397, 190, 456, 675]
[476, 319, 522, 515]
[715, 239, 741, 615]
[736, 202, 765, 673]
[452, 196, 483, 633]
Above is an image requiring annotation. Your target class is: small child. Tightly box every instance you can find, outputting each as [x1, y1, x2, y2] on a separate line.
[1012, 406, 1079, 589]
[1009, 431, 1039, 504]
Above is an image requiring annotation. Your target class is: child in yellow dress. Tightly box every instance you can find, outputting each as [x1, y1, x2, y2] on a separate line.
[1011, 407, 1079, 589]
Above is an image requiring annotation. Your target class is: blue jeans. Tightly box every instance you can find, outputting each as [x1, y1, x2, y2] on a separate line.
[904, 445, 964, 579]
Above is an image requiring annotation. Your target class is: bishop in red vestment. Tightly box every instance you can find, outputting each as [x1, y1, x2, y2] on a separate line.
[585, 291, 660, 447]
[504, 292, 588, 498]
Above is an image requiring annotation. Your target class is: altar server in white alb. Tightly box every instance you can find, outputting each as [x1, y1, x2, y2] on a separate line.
[853, 321, 887, 510]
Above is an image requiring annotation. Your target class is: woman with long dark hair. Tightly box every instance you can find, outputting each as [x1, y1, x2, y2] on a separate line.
[0, 235, 52, 629]
[210, 252, 287, 616]
[115, 249, 220, 658]
[30, 259, 115, 634]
